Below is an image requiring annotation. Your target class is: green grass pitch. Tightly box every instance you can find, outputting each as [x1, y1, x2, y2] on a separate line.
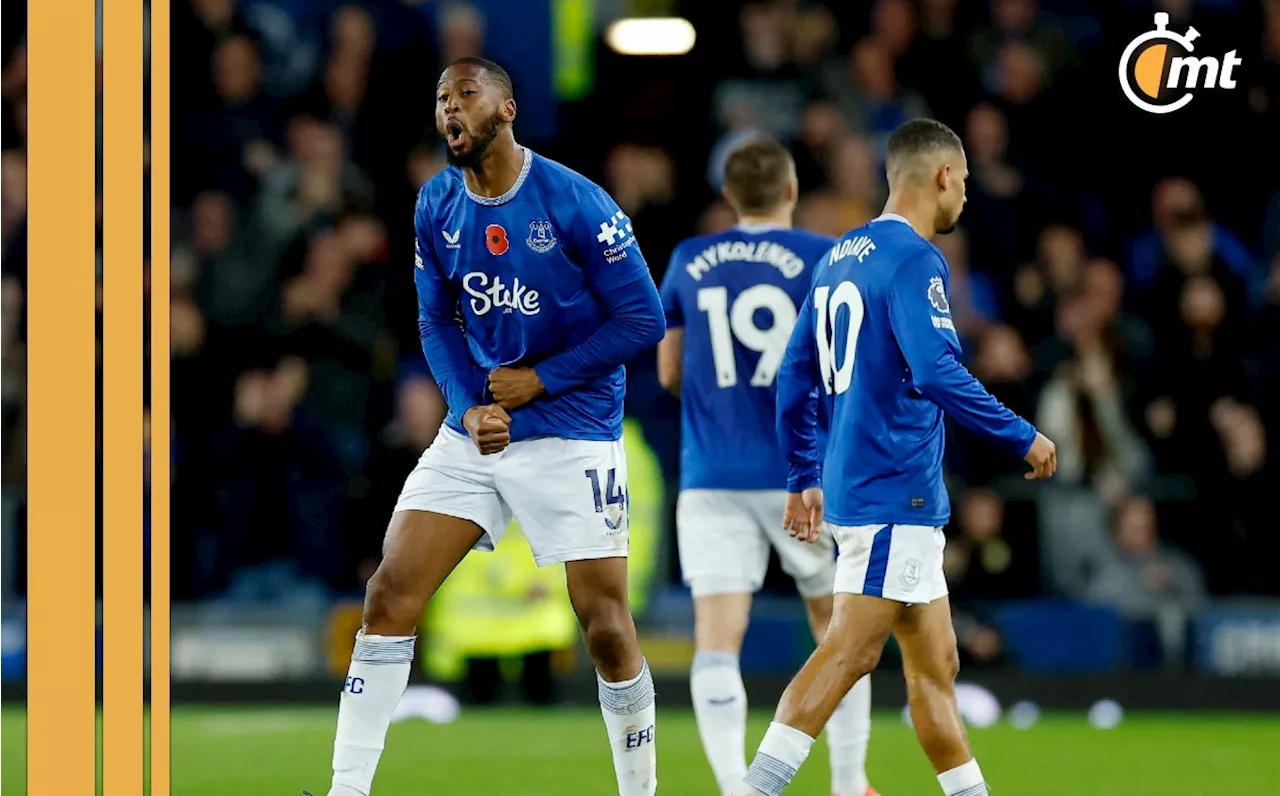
[3, 706, 1279, 794]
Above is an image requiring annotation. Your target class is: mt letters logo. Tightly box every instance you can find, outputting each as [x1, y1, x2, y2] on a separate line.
[1118, 12, 1241, 114]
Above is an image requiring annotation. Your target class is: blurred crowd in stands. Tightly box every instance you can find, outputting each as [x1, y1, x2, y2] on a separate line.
[2, 6, 30, 603]
[2, 0, 1279, 672]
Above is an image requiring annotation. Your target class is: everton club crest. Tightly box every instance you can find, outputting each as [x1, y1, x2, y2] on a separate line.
[526, 220, 558, 254]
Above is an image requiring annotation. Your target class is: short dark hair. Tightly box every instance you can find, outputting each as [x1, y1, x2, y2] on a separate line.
[885, 119, 963, 179]
[445, 56, 514, 100]
[723, 138, 795, 215]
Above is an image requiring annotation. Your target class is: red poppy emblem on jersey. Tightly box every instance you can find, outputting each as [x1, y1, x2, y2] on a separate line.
[485, 224, 510, 256]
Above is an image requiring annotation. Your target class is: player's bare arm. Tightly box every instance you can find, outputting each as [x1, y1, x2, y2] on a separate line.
[656, 328, 684, 396]
[487, 367, 546, 410]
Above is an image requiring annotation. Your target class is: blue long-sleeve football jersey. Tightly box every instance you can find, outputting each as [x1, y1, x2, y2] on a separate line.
[778, 214, 1038, 527]
[660, 224, 835, 490]
[414, 148, 665, 443]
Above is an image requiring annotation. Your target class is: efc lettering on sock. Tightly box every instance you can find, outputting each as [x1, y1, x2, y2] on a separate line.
[625, 724, 655, 749]
[330, 634, 415, 795]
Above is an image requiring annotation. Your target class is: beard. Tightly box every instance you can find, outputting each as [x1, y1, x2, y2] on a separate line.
[445, 113, 503, 169]
[936, 206, 963, 235]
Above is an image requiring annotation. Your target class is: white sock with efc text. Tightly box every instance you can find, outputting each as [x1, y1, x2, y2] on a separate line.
[328, 632, 415, 796]
[598, 659, 658, 796]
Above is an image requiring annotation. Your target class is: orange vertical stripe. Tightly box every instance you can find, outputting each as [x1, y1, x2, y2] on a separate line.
[25, 0, 99, 793]
[149, 0, 172, 793]
[102, 0, 146, 793]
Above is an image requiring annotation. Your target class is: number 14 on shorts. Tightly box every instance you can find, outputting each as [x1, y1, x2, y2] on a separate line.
[584, 467, 628, 532]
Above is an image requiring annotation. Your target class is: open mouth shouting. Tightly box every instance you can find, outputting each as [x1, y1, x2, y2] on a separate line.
[445, 119, 467, 150]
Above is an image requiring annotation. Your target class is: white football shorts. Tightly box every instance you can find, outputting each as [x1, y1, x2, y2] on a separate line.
[676, 489, 837, 599]
[394, 426, 630, 566]
[830, 523, 948, 604]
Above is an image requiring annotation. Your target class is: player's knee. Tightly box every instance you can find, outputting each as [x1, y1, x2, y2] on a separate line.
[848, 646, 884, 680]
[937, 643, 960, 684]
[830, 638, 883, 681]
[580, 604, 637, 672]
[694, 624, 744, 654]
[693, 606, 748, 652]
[909, 644, 960, 691]
[362, 563, 420, 634]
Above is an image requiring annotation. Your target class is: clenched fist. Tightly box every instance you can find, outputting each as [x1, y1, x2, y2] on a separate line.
[487, 367, 545, 410]
[1023, 432, 1057, 481]
[464, 404, 512, 455]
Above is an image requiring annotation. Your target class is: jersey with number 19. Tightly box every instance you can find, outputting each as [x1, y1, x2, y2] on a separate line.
[778, 214, 1037, 602]
[661, 224, 838, 598]
[660, 225, 835, 490]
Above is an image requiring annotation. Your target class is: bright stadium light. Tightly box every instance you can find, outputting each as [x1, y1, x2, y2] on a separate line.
[605, 17, 696, 56]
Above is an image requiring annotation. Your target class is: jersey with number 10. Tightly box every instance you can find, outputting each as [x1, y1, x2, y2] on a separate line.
[778, 214, 1037, 527]
[661, 225, 836, 490]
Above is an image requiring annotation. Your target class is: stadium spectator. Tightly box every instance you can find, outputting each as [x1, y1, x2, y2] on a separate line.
[1085, 495, 1205, 669]
[711, 2, 806, 144]
[1, 149, 24, 248]
[961, 101, 1051, 272]
[181, 34, 284, 205]
[1035, 302, 1155, 483]
[948, 324, 1037, 484]
[819, 36, 931, 164]
[1205, 398, 1278, 595]
[944, 488, 1039, 603]
[1128, 178, 1260, 299]
[968, 0, 1074, 90]
[902, 0, 976, 126]
[790, 100, 848, 191]
[195, 356, 345, 599]
[346, 361, 446, 589]
[794, 132, 880, 236]
[944, 490, 1026, 671]
[931, 225, 998, 343]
